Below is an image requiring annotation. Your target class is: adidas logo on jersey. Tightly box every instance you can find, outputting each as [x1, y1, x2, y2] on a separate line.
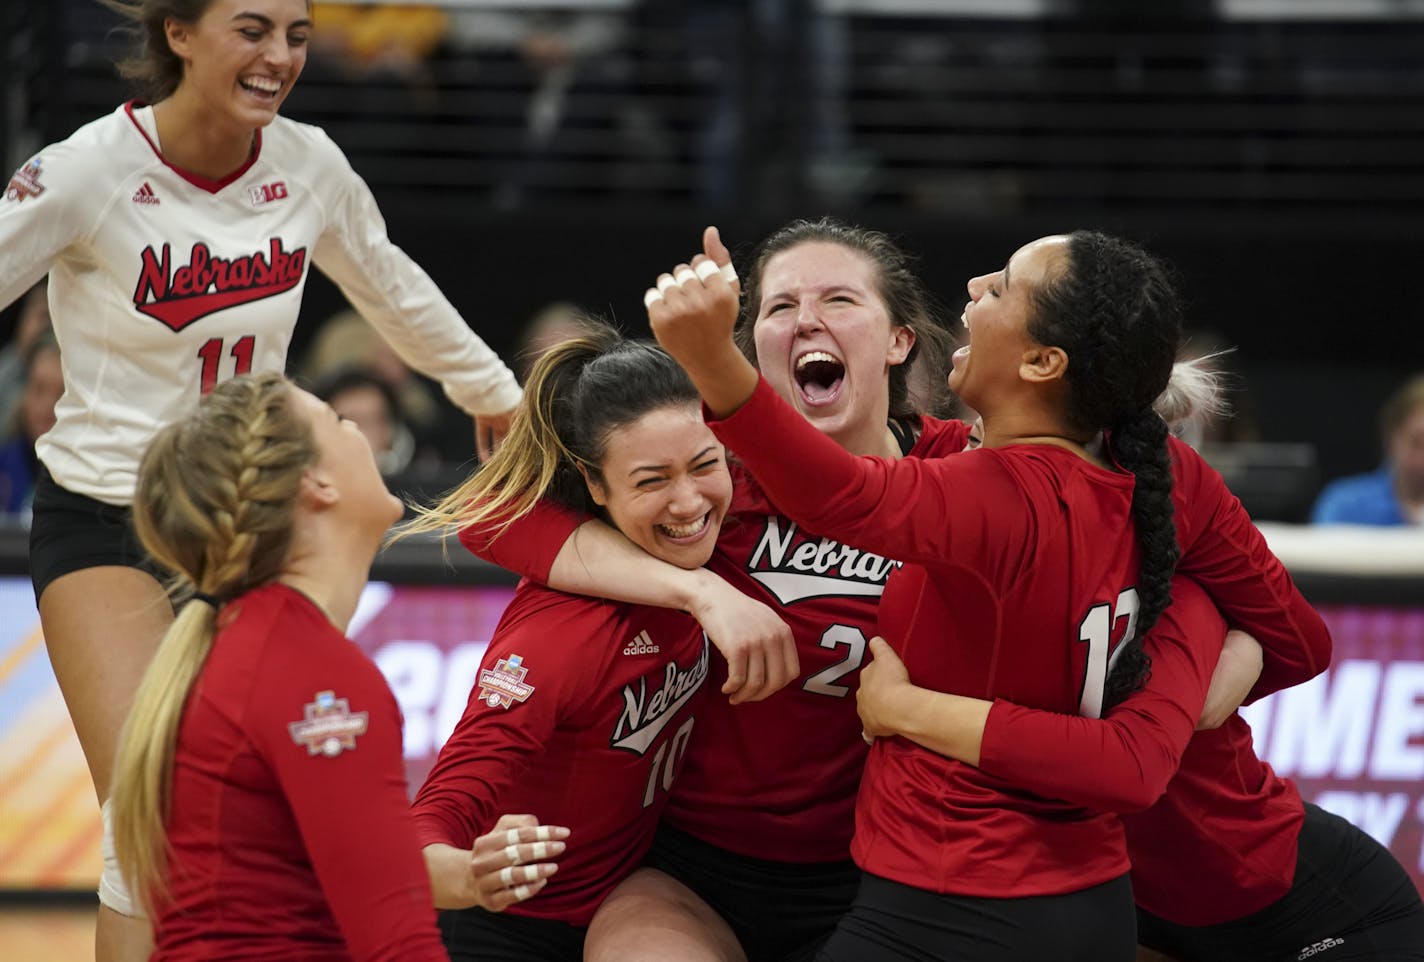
[1298, 938, 1345, 959]
[622, 630, 661, 656]
[132, 182, 160, 205]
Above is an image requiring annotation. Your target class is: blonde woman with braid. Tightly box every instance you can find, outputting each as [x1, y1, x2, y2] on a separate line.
[109, 372, 556, 962]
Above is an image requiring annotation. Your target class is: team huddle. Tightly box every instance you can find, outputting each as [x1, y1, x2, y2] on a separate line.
[4, 1, 1423, 961]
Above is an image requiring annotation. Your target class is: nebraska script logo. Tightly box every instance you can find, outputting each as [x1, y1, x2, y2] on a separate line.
[133, 238, 307, 332]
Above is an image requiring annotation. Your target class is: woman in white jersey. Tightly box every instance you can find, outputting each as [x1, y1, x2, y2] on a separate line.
[0, 3, 521, 959]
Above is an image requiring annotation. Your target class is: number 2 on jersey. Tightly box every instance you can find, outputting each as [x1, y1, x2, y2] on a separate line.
[197, 335, 255, 395]
[802, 624, 868, 698]
[1077, 587, 1141, 719]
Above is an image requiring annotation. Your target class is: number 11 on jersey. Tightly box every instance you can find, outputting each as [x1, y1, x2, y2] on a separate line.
[197, 335, 255, 395]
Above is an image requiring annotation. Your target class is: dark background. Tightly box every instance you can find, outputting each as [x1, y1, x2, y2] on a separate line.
[4, 1, 1420, 499]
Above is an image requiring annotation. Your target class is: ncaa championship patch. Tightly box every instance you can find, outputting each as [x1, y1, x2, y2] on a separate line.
[478, 654, 536, 709]
[289, 690, 369, 757]
[5, 159, 45, 202]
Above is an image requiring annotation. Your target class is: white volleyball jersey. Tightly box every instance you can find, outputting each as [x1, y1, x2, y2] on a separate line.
[1, 102, 521, 505]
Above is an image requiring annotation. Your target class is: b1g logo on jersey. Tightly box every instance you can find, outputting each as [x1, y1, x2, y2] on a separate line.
[132, 238, 307, 332]
[248, 180, 289, 207]
[5, 159, 44, 202]
[746, 517, 901, 604]
[609, 638, 709, 756]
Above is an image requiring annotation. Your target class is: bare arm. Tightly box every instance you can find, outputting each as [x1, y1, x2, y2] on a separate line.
[548, 521, 799, 703]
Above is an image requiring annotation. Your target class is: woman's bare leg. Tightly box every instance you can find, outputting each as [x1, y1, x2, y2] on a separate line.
[40, 566, 172, 962]
[585, 868, 746, 962]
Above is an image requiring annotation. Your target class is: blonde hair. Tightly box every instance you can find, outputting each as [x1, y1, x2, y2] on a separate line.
[109, 372, 316, 911]
[1154, 354, 1229, 432]
[401, 322, 698, 541]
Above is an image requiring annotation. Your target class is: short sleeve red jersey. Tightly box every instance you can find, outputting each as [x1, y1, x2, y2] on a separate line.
[411, 582, 710, 926]
[709, 378, 1152, 897]
[153, 584, 445, 962]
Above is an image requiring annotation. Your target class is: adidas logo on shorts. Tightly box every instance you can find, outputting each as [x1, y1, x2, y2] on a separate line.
[132, 181, 160, 205]
[1298, 937, 1345, 959]
[622, 630, 660, 656]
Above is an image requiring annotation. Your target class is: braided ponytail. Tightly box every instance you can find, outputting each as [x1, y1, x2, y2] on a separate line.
[1103, 408, 1179, 705]
[111, 372, 315, 911]
[1029, 231, 1183, 706]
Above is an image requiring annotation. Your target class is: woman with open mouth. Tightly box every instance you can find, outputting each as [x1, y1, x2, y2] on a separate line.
[647, 226, 1191, 961]
[456, 217, 971, 962]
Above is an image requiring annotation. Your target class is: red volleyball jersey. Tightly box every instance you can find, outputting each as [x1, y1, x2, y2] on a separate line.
[669, 416, 971, 863]
[978, 576, 1226, 813]
[458, 417, 972, 864]
[1134, 437, 1321, 924]
[411, 582, 710, 926]
[710, 378, 1154, 897]
[154, 584, 445, 962]
[945, 435, 1328, 921]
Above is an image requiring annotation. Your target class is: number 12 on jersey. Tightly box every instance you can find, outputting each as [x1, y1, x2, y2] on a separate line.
[197, 335, 255, 395]
[1078, 587, 1141, 719]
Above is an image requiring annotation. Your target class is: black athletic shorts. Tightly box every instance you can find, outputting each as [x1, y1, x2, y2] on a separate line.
[28, 466, 164, 603]
[644, 823, 860, 962]
[817, 870, 1137, 962]
[1137, 802, 1424, 961]
[438, 905, 585, 962]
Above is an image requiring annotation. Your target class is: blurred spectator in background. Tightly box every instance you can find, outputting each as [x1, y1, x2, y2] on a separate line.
[308, 3, 450, 111]
[444, 8, 628, 208]
[0, 329, 62, 523]
[301, 308, 447, 452]
[1311, 374, 1424, 526]
[314, 366, 432, 477]
[634, 0, 861, 208]
[512, 301, 600, 384]
[0, 280, 51, 419]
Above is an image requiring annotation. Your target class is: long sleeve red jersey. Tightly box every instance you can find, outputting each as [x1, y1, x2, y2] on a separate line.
[411, 582, 710, 926]
[457, 417, 972, 864]
[710, 377, 1159, 897]
[153, 584, 445, 962]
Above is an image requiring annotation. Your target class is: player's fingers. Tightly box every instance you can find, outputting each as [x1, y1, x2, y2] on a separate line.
[496, 862, 559, 889]
[483, 874, 553, 912]
[731, 650, 767, 705]
[721, 647, 749, 697]
[703, 225, 735, 275]
[501, 838, 566, 867]
[499, 824, 571, 846]
[490, 813, 538, 832]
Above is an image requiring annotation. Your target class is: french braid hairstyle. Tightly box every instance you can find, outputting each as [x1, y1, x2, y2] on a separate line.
[110, 371, 317, 910]
[403, 319, 700, 540]
[735, 217, 958, 420]
[1029, 231, 1184, 707]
